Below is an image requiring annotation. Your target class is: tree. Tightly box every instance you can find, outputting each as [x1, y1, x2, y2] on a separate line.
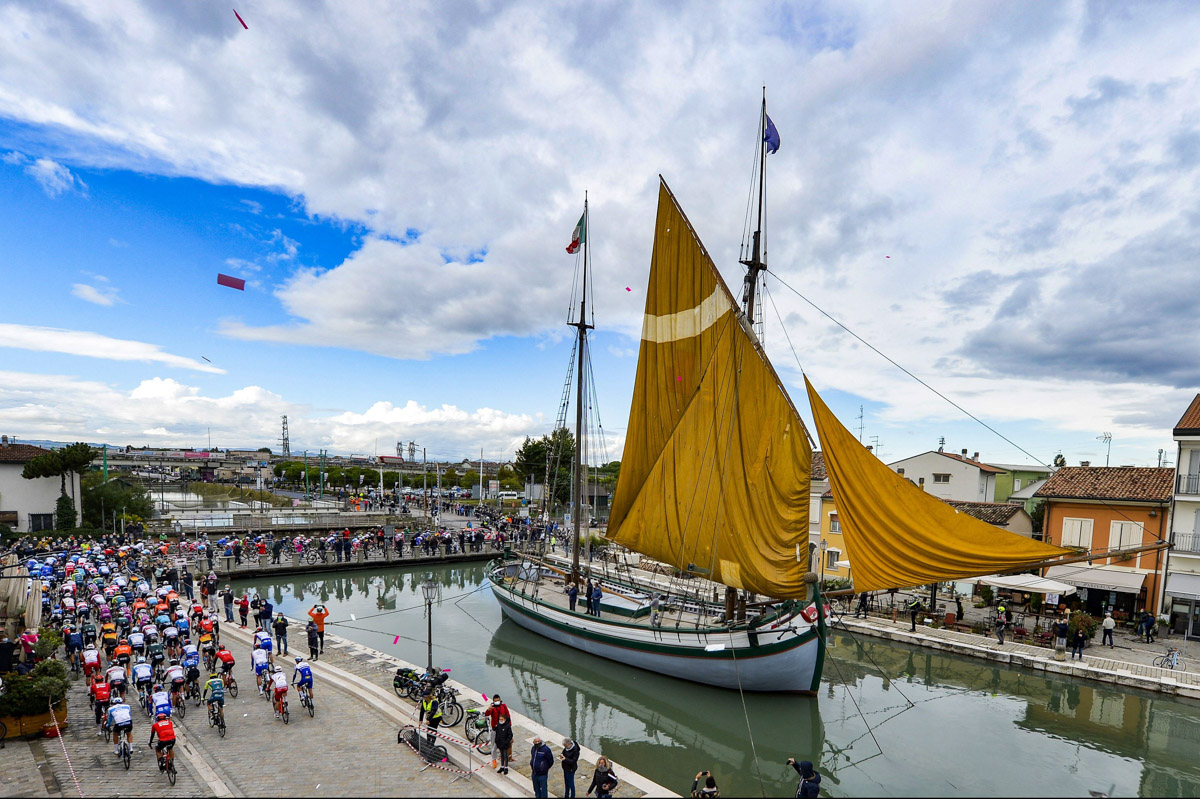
[257, 447, 272, 454]
[81, 471, 153, 528]
[462, 469, 479, 490]
[1053, 453, 1066, 468]
[1029, 501, 1046, 535]
[441, 467, 459, 488]
[23, 443, 94, 528]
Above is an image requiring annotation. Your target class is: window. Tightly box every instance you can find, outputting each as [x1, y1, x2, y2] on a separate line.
[829, 513, 840, 533]
[933, 474, 950, 484]
[1109, 520, 1143, 551]
[1061, 517, 1093, 549]
[1014, 478, 1023, 491]
[825, 549, 840, 570]
[29, 513, 54, 532]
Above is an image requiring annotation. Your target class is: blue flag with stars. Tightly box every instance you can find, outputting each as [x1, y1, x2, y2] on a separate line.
[763, 114, 780, 154]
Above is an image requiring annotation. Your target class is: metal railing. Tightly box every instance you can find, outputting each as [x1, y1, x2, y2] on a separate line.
[1177, 474, 1200, 495]
[1174, 533, 1200, 554]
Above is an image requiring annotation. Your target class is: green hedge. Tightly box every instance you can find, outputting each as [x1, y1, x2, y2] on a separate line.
[0, 659, 70, 718]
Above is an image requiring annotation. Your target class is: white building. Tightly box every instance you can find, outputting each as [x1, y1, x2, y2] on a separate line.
[1165, 395, 1200, 640]
[887, 447, 1004, 502]
[0, 438, 82, 532]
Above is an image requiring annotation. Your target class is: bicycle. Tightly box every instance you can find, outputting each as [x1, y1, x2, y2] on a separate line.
[171, 690, 186, 720]
[151, 744, 178, 786]
[117, 736, 132, 770]
[222, 672, 239, 698]
[207, 702, 227, 737]
[298, 684, 315, 717]
[277, 695, 290, 724]
[465, 708, 491, 754]
[436, 686, 464, 727]
[186, 679, 202, 707]
[1152, 648, 1182, 670]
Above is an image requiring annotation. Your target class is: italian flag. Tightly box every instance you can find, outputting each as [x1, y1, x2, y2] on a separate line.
[566, 212, 586, 254]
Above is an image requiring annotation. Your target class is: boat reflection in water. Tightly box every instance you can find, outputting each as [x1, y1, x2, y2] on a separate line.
[485, 617, 829, 797]
[235, 563, 1200, 798]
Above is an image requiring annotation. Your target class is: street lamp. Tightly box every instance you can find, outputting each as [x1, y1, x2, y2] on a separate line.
[421, 575, 437, 672]
[819, 539, 828, 586]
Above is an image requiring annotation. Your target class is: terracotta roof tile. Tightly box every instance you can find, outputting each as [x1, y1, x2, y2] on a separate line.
[1174, 394, 1200, 435]
[944, 500, 1025, 526]
[0, 443, 53, 463]
[937, 451, 1006, 474]
[811, 451, 826, 480]
[1034, 466, 1173, 503]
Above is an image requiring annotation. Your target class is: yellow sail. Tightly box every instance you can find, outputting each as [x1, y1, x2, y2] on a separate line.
[608, 181, 813, 599]
[805, 376, 1071, 593]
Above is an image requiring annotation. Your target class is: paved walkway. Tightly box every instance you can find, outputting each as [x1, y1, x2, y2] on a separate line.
[836, 610, 1200, 699]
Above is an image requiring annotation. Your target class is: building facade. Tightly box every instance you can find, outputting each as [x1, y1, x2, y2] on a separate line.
[991, 463, 1054, 504]
[0, 438, 83, 532]
[1035, 466, 1172, 618]
[1164, 394, 1200, 639]
[888, 448, 1004, 502]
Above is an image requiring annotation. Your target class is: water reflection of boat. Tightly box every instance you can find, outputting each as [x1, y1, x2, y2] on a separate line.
[486, 618, 828, 785]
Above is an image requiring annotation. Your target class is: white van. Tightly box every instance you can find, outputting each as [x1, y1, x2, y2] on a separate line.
[497, 491, 521, 500]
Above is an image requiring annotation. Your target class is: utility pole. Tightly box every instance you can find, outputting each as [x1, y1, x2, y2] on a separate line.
[422, 448, 428, 522]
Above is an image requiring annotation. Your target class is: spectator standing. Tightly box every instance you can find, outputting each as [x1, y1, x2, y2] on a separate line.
[181, 567, 194, 600]
[221, 585, 235, 622]
[494, 714, 514, 775]
[19, 627, 38, 664]
[259, 598, 274, 631]
[567, 582, 579, 612]
[591, 584, 604, 618]
[1071, 627, 1087, 660]
[561, 738, 581, 799]
[691, 771, 720, 798]
[1102, 612, 1116, 648]
[1052, 615, 1069, 661]
[586, 757, 619, 798]
[484, 695, 510, 768]
[238, 594, 250, 628]
[305, 620, 320, 660]
[0, 634, 16, 672]
[309, 605, 329, 654]
[272, 613, 289, 656]
[584, 579, 594, 616]
[787, 759, 821, 798]
[530, 737, 554, 799]
[995, 606, 1007, 645]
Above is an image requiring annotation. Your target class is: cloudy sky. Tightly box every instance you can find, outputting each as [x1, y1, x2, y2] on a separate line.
[1, 0, 1198, 467]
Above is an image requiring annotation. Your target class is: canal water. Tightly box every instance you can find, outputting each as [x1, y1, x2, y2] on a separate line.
[235, 562, 1200, 797]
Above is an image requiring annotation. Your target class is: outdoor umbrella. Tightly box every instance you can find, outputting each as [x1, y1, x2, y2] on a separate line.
[23, 577, 42, 632]
[0, 553, 18, 638]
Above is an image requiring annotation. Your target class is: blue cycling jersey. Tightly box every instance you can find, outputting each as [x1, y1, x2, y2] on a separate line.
[183, 653, 200, 667]
[293, 664, 313, 686]
[153, 701, 171, 717]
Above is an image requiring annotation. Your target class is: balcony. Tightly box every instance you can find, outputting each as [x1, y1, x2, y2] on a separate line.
[1178, 474, 1200, 495]
[1174, 533, 1200, 554]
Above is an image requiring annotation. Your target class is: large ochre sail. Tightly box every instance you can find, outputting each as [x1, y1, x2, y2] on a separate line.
[806, 376, 1072, 593]
[608, 180, 812, 599]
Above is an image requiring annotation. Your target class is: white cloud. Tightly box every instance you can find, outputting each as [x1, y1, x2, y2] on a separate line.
[0, 324, 224, 374]
[2, 150, 26, 165]
[2, 1, 1200, 452]
[71, 281, 122, 306]
[25, 157, 86, 197]
[0, 371, 543, 458]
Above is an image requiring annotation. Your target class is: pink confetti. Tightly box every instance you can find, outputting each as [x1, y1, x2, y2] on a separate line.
[482, 693, 489, 701]
[676, 376, 682, 382]
[885, 255, 891, 259]
[625, 287, 631, 291]
[443, 668, 451, 673]
[393, 635, 400, 645]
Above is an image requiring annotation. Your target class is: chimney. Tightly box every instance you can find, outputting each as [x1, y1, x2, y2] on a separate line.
[973, 452, 979, 461]
[961, 448, 968, 457]
[865, 445, 873, 453]
[897, 468, 905, 476]
[918, 477, 926, 490]
[938, 444, 944, 453]
[0, 434, 7, 446]
[1080, 461, 1090, 467]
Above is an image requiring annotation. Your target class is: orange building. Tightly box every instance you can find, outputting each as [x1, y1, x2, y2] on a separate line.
[1035, 466, 1172, 617]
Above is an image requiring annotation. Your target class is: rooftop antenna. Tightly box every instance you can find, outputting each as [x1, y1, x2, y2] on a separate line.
[1097, 432, 1112, 467]
[870, 435, 882, 462]
[856, 405, 864, 443]
[937, 436, 945, 454]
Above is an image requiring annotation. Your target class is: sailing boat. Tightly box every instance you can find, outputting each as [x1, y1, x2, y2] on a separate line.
[488, 94, 1071, 693]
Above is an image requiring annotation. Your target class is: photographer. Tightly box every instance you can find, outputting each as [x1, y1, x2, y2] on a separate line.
[691, 770, 720, 798]
[787, 758, 821, 798]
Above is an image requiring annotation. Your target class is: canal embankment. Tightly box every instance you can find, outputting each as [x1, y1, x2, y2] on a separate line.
[210, 545, 507, 579]
[838, 613, 1200, 700]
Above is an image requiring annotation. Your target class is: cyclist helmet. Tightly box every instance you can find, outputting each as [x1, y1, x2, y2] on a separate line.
[137, 656, 146, 663]
[119, 638, 128, 645]
[254, 626, 262, 632]
[86, 643, 96, 650]
[217, 643, 227, 651]
[156, 712, 168, 720]
[169, 658, 179, 665]
[182, 637, 190, 645]
[273, 665, 283, 673]
[294, 656, 304, 663]
[153, 684, 163, 691]
[209, 672, 219, 679]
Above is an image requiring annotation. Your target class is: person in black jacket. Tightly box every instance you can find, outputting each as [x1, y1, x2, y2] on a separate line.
[530, 737, 554, 798]
[494, 715, 513, 774]
[561, 737, 581, 798]
[586, 757, 619, 798]
[787, 758, 821, 797]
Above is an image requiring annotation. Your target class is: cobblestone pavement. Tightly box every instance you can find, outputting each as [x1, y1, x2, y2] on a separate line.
[1, 635, 501, 797]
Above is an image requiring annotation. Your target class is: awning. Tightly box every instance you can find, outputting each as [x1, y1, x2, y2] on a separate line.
[835, 560, 852, 570]
[1166, 573, 1200, 602]
[978, 573, 1076, 596]
[1044, 565, 1147, 594]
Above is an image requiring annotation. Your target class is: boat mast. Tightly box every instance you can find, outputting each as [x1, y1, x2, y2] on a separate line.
[740, 87, 767, 330]
[571, 194, 592, 586]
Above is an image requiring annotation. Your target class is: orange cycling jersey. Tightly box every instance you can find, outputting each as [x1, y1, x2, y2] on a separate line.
[154, 602, 169, 615]
[201, 618, 214, 633]
[132, 599, 147, 612]
[113, 643, 132, 659]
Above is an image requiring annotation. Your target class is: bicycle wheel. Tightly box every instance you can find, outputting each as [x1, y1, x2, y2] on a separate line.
[441, 701, 463, 727]
[176, 698, 185, 720]
[0, 720, 7, 749]
[306, 694, 315, 718]
[306, 551, 317, 565]
[218, 717, 226, 737]
[1152, 655, 1166, 668]
[228, 677, 239, 698]
[167, 760, 177, 786]
[122, 744, 131, 770]
[282, 704, 290, 724]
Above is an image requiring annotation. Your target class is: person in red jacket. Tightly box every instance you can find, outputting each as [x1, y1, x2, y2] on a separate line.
[90, 675, 112, 732]
[483, 694, 510, 768]
[148, 712, 176, 768]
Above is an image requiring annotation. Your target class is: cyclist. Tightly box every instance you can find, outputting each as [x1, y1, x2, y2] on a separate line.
[128, 628, 146, 658]
[148, 712, 176, 770]
[105, 662, 128, 702]
[164, 658, 186, 703]
[252, 626, 273, 665]
[199, 631, 217, 670]
[100, 621, 119, 658]
[251, 646, 271, 694]
[112, 638, 133, 677]
[90, 674, 112, 735]
[215, 643, 236, 684]
[269, 664, 289, 718]
[132, 656, 154, 704]
[64, 624, 83, 671]
[175, 613, 190, 638]
[105, 697, 134, 757]
[81, 618, 98, 647]
[181, 639, 202, 694]
[146, 637, 166, 676]
[82, 643, 102, 681]
[149, 683, 172, 719]
[202, 671, 226, 726]
[161, 622, 180, 659]
[292, 655, 314, 703]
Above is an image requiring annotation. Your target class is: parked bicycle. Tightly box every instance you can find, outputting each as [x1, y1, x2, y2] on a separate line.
[465, 708, 491, 754]
[1153, 647, 1182, 670]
